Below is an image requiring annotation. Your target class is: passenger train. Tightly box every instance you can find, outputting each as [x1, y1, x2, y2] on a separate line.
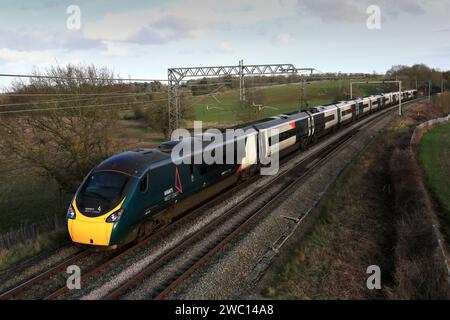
[67, 89, 418, 248]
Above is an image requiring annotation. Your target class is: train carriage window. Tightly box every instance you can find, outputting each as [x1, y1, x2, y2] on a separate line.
[139, 173, 148, 193]
[268, 127, 297, 146]
[341, 109, 352, 117]
[325, 114, 335, 122]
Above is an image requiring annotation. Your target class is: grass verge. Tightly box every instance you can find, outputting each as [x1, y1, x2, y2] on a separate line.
[0, 229, 69, 271]
[418, 123, 450, 242]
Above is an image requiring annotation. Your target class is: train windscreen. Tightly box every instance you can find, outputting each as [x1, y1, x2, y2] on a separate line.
[76, 172, 129, 216]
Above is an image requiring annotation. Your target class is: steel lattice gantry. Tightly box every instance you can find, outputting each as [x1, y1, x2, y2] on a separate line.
[167, 62, 299, 133]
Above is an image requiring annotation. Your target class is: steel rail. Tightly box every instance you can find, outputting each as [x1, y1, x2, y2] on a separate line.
[0, 250, 88, 300]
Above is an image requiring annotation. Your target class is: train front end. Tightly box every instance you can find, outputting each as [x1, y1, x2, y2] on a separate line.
[67, 170, 133, 249]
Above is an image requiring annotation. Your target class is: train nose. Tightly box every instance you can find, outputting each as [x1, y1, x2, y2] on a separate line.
[68, 219, 113, 246]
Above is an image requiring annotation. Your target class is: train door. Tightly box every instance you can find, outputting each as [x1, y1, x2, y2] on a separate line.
[308, 114, 315, 137]
[351, 103, 358, 120]
[379, 97, 384, 109]
[357, 102, 363, 119]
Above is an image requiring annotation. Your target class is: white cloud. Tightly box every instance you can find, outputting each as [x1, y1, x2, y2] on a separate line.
[0, 27, 103, 51]
[297, 0, 426, 22]
[0, 48, 53, 62]
[82, 0, 299, 45]
[273, 33, 295, 45]
[218, 41, 234, 53]
[101, 41, 132, 57]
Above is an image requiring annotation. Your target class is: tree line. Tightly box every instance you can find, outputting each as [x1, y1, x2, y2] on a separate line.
[386, 64, 449, 93]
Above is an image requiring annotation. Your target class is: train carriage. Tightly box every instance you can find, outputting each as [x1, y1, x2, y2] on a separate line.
[369, 95, 381, 111]
[255, 114, 306, 158]
[336, 102, 354, 125]
[383, 93, 393, 107]
[355, 97, 371, 117]
[309, 105, 339, 136]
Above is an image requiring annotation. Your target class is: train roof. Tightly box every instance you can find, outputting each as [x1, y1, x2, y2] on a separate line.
[94, 129, 257, 177]
[93, 148, 170, 177]
[288, 111, 310, 120]
[253, 117, 290, 130]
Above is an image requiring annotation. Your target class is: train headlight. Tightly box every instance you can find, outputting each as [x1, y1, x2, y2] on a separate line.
[106, 209, 124, 223]
[67, 206, 76, 220]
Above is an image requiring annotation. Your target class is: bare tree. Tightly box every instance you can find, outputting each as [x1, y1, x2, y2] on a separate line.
[146, 91, 192, 138]
[0, 64, 122, 193]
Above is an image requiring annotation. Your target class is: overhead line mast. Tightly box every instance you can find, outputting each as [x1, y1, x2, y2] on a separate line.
[167, 60, 312, 133]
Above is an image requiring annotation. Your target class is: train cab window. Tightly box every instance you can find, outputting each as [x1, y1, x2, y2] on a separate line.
[83, 172, 129, 201]
[139, 174, 148, 193]
[77, 172, 130, 217]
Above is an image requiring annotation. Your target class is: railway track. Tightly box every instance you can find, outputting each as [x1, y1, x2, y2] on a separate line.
[0, 249, 89, 300]
[105, 129, 357, 300]
[104, 100, 423, 300]
[44, 175, 262, 300]
[0, 99, 422, 300]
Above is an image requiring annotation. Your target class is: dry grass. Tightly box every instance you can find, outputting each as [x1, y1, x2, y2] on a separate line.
[387, 148, 449, 299]
[0, 214, 69, 271]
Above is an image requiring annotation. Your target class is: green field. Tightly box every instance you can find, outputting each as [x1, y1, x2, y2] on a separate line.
[186, 79, 395, 127]
[419, 122, 450, 240]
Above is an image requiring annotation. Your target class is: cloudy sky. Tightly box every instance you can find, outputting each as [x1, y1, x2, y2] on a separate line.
[0, 0, 449, 86]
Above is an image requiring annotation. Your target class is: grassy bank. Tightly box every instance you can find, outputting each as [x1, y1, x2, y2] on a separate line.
[419, 122, 450, 242]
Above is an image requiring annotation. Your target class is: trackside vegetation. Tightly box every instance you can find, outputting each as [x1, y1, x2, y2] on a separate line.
[419, 122, 450, 242]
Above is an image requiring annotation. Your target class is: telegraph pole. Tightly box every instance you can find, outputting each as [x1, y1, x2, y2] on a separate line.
[239, 59, 246, 107]
[300, 76, 306, 110]
[295, 68, 314, 111]
[429, 80, 432, 100]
